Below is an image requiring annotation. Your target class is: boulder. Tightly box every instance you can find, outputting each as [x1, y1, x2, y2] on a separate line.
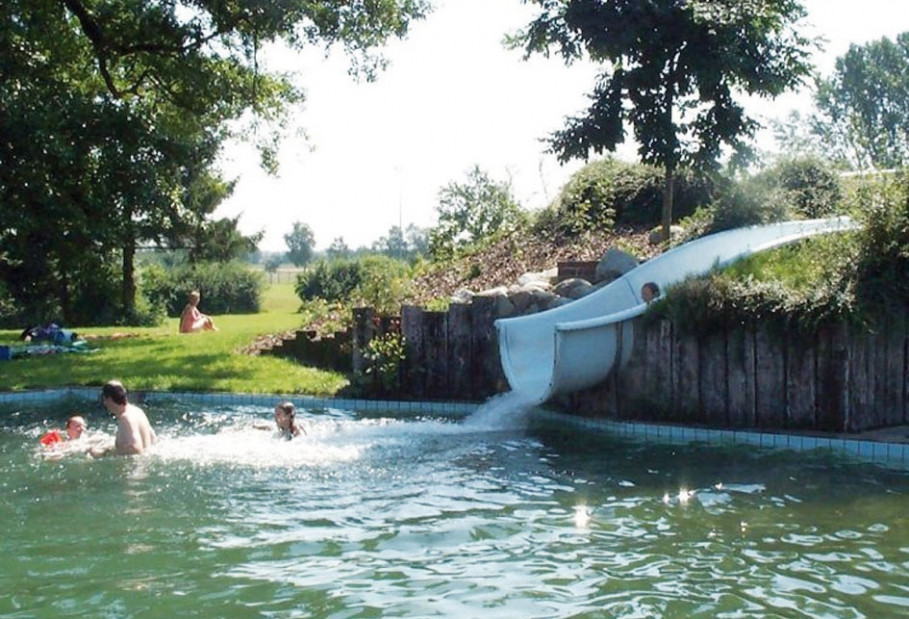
[595, 248, 638, 283]
[554, 278, 594, 299]
[648, 225, 685, 245]
[517, 267, 558, 287]
[450, 287, 474, 304]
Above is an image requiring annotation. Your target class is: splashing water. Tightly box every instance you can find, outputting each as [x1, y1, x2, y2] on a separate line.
[462, 390, 538, 431]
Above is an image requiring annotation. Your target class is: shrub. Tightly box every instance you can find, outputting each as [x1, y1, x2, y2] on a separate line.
[851, 171, 909, 309]
[535, 158, 714, 237]
[295, 255, 413, 315]
[142, 261, 264, 316]
[754, 156, 844, 219]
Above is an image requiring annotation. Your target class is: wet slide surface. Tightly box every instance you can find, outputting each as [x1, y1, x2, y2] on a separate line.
[495, 217, 857, 404]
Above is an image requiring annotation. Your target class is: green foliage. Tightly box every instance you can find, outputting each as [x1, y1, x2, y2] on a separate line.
[359, 332, 407, 397]
[535, 159, 714, 236]
[1, 0, 427, 326]
[372, 224, 429, 262]
[143, 262, 264, 317]
[295, 255, 412, 315]
[851, 171, 909, 308]
[653, 172, 909, 339]
[0, 284, 348, 395]
[284, 222, 316, 267]
[708, 180, 789, 232]
[812, 32, 909, 170]
[186, 214, 263, 264]
[753, 157, 844, 219]
[512, 0, 814, 235]
[428, 166, 527, 259]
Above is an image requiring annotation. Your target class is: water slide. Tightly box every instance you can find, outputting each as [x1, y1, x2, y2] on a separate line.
[495, 216, 858, 404]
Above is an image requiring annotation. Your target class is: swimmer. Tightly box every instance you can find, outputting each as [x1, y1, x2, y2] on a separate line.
[40, 414, 87, 446]
[91, 380, 157, 457]
[65, 415, 87, 440]
[274, 401, 306, 438]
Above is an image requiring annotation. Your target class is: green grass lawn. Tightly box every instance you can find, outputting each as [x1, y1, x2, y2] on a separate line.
[0, 283, 349, 395]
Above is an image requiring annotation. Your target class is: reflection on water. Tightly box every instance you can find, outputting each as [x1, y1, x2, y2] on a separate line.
[1, 400, 908, 617]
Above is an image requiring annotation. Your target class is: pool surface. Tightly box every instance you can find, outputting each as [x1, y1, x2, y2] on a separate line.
[2, 397, 908, 617]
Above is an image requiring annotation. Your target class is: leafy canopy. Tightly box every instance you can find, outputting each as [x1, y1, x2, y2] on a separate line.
[0, 0, 428, 324]
[811, 32, 909, 171]
[511, 0, 815, 238]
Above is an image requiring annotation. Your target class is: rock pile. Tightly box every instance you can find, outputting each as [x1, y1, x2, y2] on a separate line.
[449, 247, 640, 318]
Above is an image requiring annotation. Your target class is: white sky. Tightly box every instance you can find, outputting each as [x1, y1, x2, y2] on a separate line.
[215, 0, 907, 252]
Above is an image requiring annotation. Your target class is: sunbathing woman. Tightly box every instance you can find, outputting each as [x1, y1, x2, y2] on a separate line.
[179, 290, 218, 333]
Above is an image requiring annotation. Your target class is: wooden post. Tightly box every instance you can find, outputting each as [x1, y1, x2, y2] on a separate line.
[786, 336, 816, 429]
[401, 305, 425, 399]
[816, 324, 849, 432]
[423, 311, 449, 398]
[726, 327, 756, 427]
[673, 331, 699, 423]
[352, 307, 376, 375]
[699, 330, 727, 426]
[754, 326, 786, 428]
[470, 296, 501, 397]
[448, 303, 472, 398]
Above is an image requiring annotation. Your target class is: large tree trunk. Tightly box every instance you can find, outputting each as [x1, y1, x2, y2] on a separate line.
[661, 165, 676, 245]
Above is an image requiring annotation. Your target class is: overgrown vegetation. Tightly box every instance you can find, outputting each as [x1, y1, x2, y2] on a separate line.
[534, 159, 714, 238]
[295, 254, 414, 317]
[650, 171, 909, 338]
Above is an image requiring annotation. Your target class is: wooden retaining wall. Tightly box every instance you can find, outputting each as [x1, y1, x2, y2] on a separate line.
[554, 310, 909, 433]
[352, 299, 506, 401]
[352, 302, 907, 433]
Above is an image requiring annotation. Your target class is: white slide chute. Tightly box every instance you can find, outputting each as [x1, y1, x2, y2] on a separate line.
[495, 216, 858, 404]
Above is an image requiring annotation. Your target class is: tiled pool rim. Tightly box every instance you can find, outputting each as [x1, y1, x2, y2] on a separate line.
[3, 388, 907, 469]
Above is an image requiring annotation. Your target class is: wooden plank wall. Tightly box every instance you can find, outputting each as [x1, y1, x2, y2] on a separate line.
[563, 310, 909, 433]
[354, 302, 908, 432]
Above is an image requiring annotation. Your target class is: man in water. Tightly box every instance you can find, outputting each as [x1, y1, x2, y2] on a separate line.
[95, 380, 157, 456]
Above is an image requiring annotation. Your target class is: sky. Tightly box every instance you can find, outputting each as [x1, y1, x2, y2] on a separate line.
[214, 0, 907, 253]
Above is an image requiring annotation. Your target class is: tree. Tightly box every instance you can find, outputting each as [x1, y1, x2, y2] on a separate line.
[428, 166, 525, 258]
[511, 0, 814, 242]
[811, 33, 909, 171]
[373, 226, 408, 259]
[0, 0, 428, 323]
[284, 222, 316, 266]
[327, 237, 351, 261]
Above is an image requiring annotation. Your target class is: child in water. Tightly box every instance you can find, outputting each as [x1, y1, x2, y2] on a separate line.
[40, 414, 87, 446]
[274, 401, 306, 439]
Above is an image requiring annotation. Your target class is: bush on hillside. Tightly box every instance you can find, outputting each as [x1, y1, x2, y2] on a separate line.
[851, 170, 909, 309]
[753, 156, 844, 219]
[535, 158, 714, 237]
[142, 261, 264, 316]
[653, 170, 909, 338]
[296, 254, 413, 315]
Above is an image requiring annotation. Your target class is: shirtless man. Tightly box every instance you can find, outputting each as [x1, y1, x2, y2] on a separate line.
[97, 380, 156, 456]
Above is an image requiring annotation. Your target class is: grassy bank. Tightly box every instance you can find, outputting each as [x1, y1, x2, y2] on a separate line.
[0, 284, 348, 395]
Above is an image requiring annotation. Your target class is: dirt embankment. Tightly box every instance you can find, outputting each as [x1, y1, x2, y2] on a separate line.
[406, 227, 658, 306]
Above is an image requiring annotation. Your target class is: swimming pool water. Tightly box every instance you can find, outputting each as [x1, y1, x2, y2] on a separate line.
[2, 399, 908, 617]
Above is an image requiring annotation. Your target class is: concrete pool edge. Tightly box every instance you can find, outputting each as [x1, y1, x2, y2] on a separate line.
[2, 388, 907, 468]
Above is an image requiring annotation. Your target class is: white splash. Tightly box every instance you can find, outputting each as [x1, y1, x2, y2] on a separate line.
[462, 390, 538, 431]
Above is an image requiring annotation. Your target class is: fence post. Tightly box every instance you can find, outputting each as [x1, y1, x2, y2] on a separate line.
[352, 307, 376, 375]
